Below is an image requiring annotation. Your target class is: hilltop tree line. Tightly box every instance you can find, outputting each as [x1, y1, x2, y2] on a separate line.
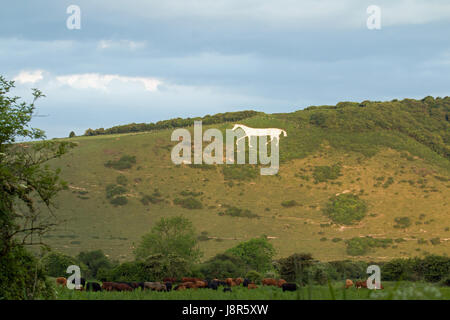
[83, 110, 259, 136]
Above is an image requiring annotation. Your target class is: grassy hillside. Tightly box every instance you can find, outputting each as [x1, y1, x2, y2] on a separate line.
[42, 97, 450, 262]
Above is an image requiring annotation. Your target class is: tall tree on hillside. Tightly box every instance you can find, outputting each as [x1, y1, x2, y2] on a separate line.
[0, 76, 75, 299]
[134, 216, 202, 265]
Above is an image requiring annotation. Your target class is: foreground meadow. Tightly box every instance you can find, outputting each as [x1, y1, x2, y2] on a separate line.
[55, 281, 450, 300]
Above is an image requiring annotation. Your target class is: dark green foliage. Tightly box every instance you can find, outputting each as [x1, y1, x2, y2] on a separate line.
[226, 237, 275, 273]
[43, 252, 78, 277]
[278, 253, 314, 284]
[110, 196, 128, 206]
[430, 237, 441, 245]
[105, 184, 127, 199]
[222, 165, 258, 180]
[116, 175, 128, 186]
[134, 216, 201, 265]
[77, 250, 113, 279]
[218, 206, 258, 218]
[245, 270, 263, 283]
[323, 194, 367, 225]
[107, 254, 190, 282]
[104, 155, 136, 170]
[281, 200, 298, 208]
[69, 131, 76, 138]
[312, 164, 342, 183]
[0, 76, 74, 299]
[394, 217, 412, 229]
[345, 237, 393, 256]
[85, 111, 259, 136]
[140, 189, 164, 205]
[173, 197, 203, 209]
[332, 237, 342, 242]
[197, 253, 248, 279]
[180, 190, 203, 197]
[382, 177, 394, 188]
[0, 245, 54, 300]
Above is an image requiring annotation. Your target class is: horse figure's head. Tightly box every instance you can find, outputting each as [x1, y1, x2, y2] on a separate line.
[232, 124, 245, 131]
[282, 130, 287, 137]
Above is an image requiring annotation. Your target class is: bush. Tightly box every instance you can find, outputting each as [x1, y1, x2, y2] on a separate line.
[281, 200, 298, 208]
[245, 270, 263, 283]
[222, 165, 258, 181]
[141, 189, 164, 205]
[198, 253, 247, 279]
[0, 245, 54, 300]
[104, 155, 136, 170]
[105, 184, 127, 199]
[323, 194, 367, 225]
[43, 252, 79, 277]
[77, 250, 113, 279]
[345, 237, 393, 256]
[110, 196, 128, 206]
[226, 237, 275, 273]
[313, 164, 342, 183]
[278, 253, 314, 284]
[218, 206, 258, 218]
[173, 197, 203, 209]
[116, 175, 128, 186]
[394, 217, 412, 229]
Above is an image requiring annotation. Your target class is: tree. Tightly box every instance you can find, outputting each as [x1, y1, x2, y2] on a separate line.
[278, 253, 314, 283]
[226, 237, 275, 273]
[0, 76, 75, 299]
[134, 216, 202, 265]
[77, 250, 112, 279]
[69, 131, 76, 138]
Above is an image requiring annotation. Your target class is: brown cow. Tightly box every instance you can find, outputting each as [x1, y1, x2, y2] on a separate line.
[112, 283, 133, 291]
[355, 281, 367, 289]
[56, 277, 67, 287]
[225, 278, 234, 286]
[163, 277, 177, 283]
[175, 284, 186, 291]
[183, 281, 197, 289]
[262, 278, 277, 286]
[247, 284, 258, 289]
[195, 281, 208, 288]
[235, 278, 244, 285]
[277, 279, 287, 288]
[101, 282, 114, 291]
[144, 282, 166, 291]
[345, 279, 354, 289]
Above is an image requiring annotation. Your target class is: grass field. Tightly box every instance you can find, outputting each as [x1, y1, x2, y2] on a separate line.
[54, 281, 450, 300]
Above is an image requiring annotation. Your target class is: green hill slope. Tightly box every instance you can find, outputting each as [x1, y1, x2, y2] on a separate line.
[43, 97, 450, 262]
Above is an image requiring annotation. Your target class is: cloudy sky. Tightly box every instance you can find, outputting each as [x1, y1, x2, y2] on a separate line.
[2, 0, 450, 138]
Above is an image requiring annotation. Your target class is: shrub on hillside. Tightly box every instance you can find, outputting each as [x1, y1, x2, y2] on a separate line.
[110, 196, 128, 206]
[394, 217, 412, 229]
[218, 206, 258, 218]
[105, 184, 127, 199]
[312, 164, 342, 183]
[104, 155, 136, 170]
[323, 194, 367, 225]
[345, 237, 393, 256]
[116, 175, 128, 186]
[281, 200, 298, 208]
[222, 165, 258, 180]
[173, 197, 203, 209]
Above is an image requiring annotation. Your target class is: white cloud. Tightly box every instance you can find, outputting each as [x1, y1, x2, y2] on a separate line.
[55, 73, 162, 92]
[13, 70, 44, 84]
[97, 40, 146, 50]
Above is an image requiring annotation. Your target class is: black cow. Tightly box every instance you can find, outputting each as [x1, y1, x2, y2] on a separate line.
[281, 283, 297, 292]
[70, 277, 86, 287]
[243, 279, 251, 287]
[223, 287, 232, 293]
[86, 282, 102, 292]
[207, 280, 218, 290]
[165, 282, 173, 291]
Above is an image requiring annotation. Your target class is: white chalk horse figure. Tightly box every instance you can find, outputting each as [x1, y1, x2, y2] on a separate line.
[231, 124, 287, 147]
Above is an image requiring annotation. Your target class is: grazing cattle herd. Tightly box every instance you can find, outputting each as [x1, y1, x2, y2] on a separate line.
[55, 276, 299, 293]
[55, 276, 382, 293]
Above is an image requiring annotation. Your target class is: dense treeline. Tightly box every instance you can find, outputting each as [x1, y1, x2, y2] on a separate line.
[84, 110, 259, 136]
[286, 96, 450, 160]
